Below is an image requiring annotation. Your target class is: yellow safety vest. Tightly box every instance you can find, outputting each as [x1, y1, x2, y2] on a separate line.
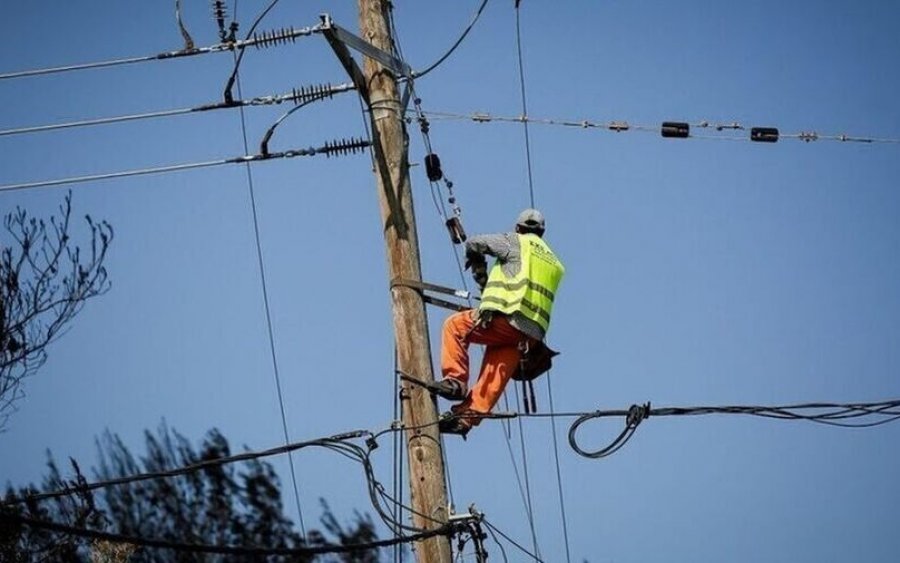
[479, 234, 565, 333]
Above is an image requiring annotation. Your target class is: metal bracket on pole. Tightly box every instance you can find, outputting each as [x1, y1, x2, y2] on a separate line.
[319, 13, 413, 111]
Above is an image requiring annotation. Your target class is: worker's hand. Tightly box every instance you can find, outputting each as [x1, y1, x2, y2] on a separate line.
[464, 250, 486, 271]
[471, 263, 488, 291]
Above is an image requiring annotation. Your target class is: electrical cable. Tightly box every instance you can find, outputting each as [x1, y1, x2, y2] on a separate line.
[514, 4, 536, 208]
[223, 0, 284, 103]
[415, 0, 491, 79]
[1, 511, 453, 557]
[0, 139, 371, 193]
[509, 6, 552, 558]
[0, 26, 323, 81]
[481, 518, 543, 563]
[2, 430, 373, 506]
[415, 110, 900, 145]
[0, 83, 355, 138]
[568, 399, 900, 459]
[483, 522, 510, 563]
[392, 347, 404, 563]
[231, 49, 307, 537]
[544, 371, 572, 563]
[511, 384, 541, 561]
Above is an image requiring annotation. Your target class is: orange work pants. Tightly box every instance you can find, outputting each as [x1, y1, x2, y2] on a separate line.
[441, 309, 533, 420]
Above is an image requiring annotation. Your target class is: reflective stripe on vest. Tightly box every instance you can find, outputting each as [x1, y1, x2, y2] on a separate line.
[479, 234, 564, 332]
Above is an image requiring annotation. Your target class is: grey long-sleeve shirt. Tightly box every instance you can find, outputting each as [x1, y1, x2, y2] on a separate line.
[466, 232, 546, 341]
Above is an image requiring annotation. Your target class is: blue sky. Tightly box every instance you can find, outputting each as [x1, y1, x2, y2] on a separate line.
[1, 1, 899, 561]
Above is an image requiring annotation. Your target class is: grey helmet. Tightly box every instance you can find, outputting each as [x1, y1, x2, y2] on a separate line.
[516, 208, 545, 231]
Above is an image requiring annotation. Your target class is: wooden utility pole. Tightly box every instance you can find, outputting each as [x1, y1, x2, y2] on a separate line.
[358, 1, 453, 562]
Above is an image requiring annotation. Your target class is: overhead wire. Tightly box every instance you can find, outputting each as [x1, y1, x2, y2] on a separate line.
[229, 27, 307, 535]
[2, 511, 453, 557]
[567, 399, 900, 459]
[415, 110, 900, 145]
[481, 518, 543, 563]
[414, 0, 491, 79]
[511, 3, 572, 557]
[511, 384, 541, 561]
[0, 83, 355, 138]
[509, 3, 557, 560]
[8, 399, 897, 514]
[0, 139, 371, 194]
[0, 24, 324, 81]
[223, 0, 287, 103]
[5, 422, 449, 541]
[2, 429, 374, 506]
[514, 4, 536, 208]
[544, 371, 572, 563]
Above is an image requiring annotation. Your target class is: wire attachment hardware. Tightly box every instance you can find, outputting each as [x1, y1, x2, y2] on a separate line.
[445, 216, 467, 244]
[425, 153, 443, 182]
[288, 82, 339, 105]
[798, 131, 819, 142]
[320, 137, 371, 158]
[661, 121, 690, 139]
[608, 121, 630, 132]
[212, 1, 229, 42]
[252, 26, 300, 49]
[750, 127, 779, 143]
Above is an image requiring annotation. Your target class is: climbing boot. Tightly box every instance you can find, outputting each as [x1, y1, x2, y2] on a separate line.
[438, 412, 472, 439]
[431, 378, 467, 401]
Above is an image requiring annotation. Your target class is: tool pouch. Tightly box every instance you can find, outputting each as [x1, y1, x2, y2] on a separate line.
[512, 340, 559, 382]
[513, 340, 560, 414]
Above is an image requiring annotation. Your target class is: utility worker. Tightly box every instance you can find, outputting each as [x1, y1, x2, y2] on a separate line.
[435, 208, 565, 436]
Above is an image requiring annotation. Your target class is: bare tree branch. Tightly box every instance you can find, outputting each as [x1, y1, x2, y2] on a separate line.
[0, 191, 113, 431]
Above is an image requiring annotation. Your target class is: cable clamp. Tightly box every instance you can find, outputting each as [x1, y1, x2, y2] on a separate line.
[626, 402, 651, 427]
[471, 112, 492, 123]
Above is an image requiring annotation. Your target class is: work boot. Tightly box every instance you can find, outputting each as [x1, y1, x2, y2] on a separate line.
[438, 412, 472, 438]
[431, 378, 467, 401]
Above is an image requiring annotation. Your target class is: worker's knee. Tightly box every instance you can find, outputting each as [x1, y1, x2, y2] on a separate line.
[444, 310, 473, 335]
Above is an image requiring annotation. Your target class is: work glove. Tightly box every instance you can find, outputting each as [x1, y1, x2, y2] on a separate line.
[464, 251, 488, 291]
[463, 250, 485, 272]
[471, 263, 488, 291]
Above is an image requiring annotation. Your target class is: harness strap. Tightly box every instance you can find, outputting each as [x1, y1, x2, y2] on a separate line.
[518, 340, 537, 413]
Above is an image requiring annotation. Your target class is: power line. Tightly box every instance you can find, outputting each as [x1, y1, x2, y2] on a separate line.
[481, 518, 544, 563]
[231, 49, 307, 537]
[510, 4, 568, 560]
[4, 420, 443, 538]
[223, 0, 290, 103]
[514, 3, 536, 208]
[417, 110, 900, 145]
[414, 0, 491, 79]
[2, 429, 371, 506]
[567, 399, 900, 460]
[0, 24, 324, 81]
[2, 511, 453, 557]
[0, 138, 371, 193]
[0, 82, 355, 138]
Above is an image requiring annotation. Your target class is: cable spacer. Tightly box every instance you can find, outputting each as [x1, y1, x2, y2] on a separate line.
[750, 127, 779, 143]
[661, 121, 690, 138]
